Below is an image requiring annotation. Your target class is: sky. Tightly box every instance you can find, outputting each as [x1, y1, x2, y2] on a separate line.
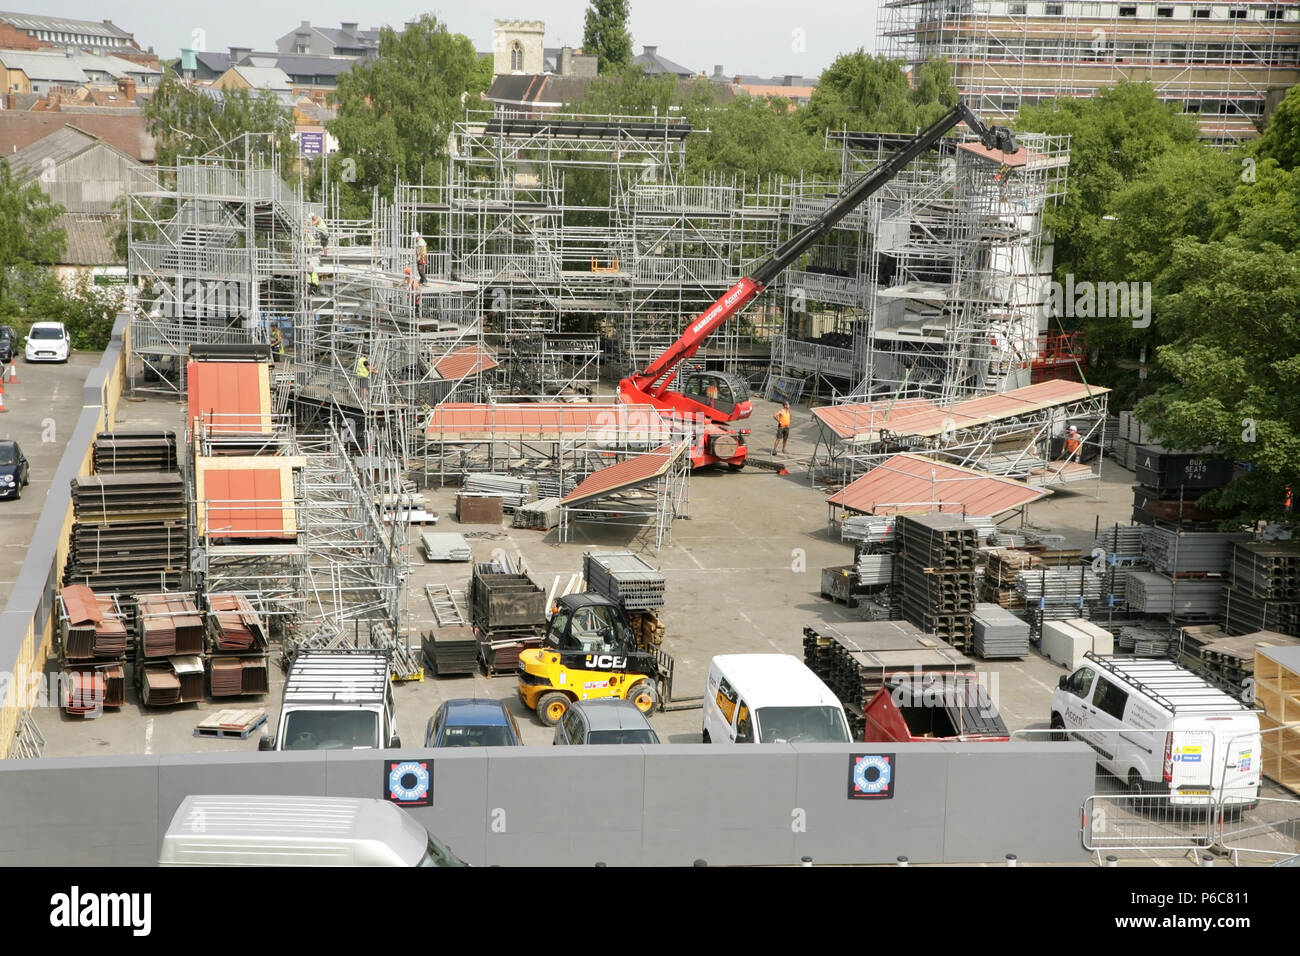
[37, 0, 880, 77]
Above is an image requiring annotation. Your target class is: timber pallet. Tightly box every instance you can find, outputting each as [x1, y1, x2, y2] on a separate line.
[193, 709, 267, 739]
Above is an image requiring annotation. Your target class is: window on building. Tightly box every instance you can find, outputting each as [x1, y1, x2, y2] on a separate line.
[1157, 6, 1173, 16]
[1009, 2, 1027, 14]
[1265, 6, 1283, 19]
[510, 41, 523, 71]
[1193, 7, 1210, 17]
[1118, 5, 1137, 16]
[1229, 8, 1247, 18]
[1045, 3, 1063, 15]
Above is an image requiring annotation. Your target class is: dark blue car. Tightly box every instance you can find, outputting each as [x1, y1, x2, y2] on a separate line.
[424, 698, 523, 748]
[0, 440, 29, 500]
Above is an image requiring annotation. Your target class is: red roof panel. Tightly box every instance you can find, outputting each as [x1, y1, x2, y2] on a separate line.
[562, 443, 687, 506]
[187, 362, 269, 434]
[60, 584, 103, 625]
[434, 346, 500, 381]
[427, 403, 673, 442]
[203, 468, 289, 537]
[827, 453, 1047, 516]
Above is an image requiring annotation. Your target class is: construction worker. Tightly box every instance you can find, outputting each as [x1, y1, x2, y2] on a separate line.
[705, 381, 719, 407]
[1063, 425, 1082, 460]
[404, 266, 421, 314]
[415, 235, 428, 283]
[772, 401, 792, 456]
[269, 324, 283, 357]
[309, 214, 329, 256]
[356, 353, 370, 402]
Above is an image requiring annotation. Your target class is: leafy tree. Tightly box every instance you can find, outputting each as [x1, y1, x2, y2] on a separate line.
[801, 52, 956, 137]
[0, 160, 66, 306]
[326, 15, 490, 210]
[583, 0, 634, 74]
[1254, 82, 1300, 171]
[683, 93, 837, 182]
[145, 72, 295, 169]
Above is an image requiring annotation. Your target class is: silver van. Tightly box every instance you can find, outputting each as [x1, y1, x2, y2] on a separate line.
[159, 795, 467, 866]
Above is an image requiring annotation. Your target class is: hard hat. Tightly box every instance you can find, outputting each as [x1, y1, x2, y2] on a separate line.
[404, 267, 411, 274]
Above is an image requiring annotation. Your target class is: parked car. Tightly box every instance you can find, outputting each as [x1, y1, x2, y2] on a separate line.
[424, 698, 522, 748]
[24, 321, 71, 363]
[0, 440, 29, 500]
[553, 699, 660, 746]
[0, 324, 16, 363]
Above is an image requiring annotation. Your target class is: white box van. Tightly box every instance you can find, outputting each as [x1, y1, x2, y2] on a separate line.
[703, 654, 851, 744]
[1051, 652, 1260, 810]
[260, 650, 399, 751]
[159, 795, 467, 866]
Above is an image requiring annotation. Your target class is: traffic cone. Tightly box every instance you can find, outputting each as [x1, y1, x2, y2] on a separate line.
[7, 360, 17, 384]
[0, 380, 7, 412]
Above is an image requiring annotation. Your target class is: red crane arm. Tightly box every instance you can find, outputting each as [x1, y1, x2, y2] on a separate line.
[633, 277, 762, 396]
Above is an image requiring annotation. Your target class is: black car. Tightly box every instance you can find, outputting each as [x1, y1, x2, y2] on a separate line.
[0, 440, 29, 499]
[0, 325, 15, 363]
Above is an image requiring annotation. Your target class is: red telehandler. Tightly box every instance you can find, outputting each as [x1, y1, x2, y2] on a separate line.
[617, 102, 1018, 469]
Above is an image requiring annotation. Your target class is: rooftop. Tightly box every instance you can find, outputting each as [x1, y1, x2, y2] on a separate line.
[0, 11, 133, 41]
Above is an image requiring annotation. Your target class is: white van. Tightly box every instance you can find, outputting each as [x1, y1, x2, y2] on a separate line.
[159, 795, 467, 866]
[260, 650, 399, 751]
[703, 654, 851, 744]
[1051, 652, 1260, 810]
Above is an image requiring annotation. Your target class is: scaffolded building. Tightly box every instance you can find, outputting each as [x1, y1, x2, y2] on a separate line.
[770, 126, 1069, 406]
[882, 0, 1300, 143]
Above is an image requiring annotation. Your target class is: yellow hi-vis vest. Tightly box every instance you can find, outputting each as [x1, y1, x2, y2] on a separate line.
[356, 356, 370, 378]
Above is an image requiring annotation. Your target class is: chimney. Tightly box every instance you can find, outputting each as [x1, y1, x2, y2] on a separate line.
[560, 46, 573, 75]
[341, 22, 359, 34]
[118, 76, 136, 100]
[300, 20, 311, 28]
[229, 46, 252, 62]
[713, 64, 724, 78]
[643, 45, 657, 57]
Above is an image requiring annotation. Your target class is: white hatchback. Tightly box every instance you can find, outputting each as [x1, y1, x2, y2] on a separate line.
[24, 322, 70, 362]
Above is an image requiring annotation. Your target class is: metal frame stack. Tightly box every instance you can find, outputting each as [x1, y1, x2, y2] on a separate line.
[978, 548, 1038, 608]
[92, 431, 178, 473]
[420, 532, 472, 562]
[971, 603, 1030, 659]
[1225, 541, 1300, 637]
[462, 474, 540, 511]
[470, 563, 546, 675]
[421, 584, 477, 676]
[582, 551, 666, 612]
[896, 514, 977, 652]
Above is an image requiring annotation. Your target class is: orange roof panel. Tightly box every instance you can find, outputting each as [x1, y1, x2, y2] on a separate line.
[426, 403, 673, 442]
[562, 443, 687, 506]
[828, 453, 1047, 516]
[202, 467, 292, 538]
[433, 346, 499, 381]
[187, 362, 271, 434]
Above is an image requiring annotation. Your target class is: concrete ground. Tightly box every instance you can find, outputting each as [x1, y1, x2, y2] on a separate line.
[21, 383, 1297, 865]
[0, 352, 100, 612]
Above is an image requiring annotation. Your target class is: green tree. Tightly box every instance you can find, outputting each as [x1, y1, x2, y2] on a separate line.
[583, 0, 634, 74]
[327, 15, 490, 209]
[802, 52, 955, 137]
[1254, 82, 1300, 171]
[683, 93, 836, 182]
[145, 73, 295, 169]
[0, 160, 66, 306]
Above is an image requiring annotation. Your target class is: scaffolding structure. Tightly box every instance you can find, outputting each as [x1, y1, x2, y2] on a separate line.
[772, 126, 1069, 404]
[403, 111, 786, 395]
[882, 0, 1300, 143]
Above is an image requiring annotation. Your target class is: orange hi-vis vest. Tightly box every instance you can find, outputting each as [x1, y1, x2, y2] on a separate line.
[778, 410, 791, 427]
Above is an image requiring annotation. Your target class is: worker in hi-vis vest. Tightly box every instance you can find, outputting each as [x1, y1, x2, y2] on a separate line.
[772, 401, 792, 456]
[1063, 424, 1081, 461]
[356, 354, 370, 401]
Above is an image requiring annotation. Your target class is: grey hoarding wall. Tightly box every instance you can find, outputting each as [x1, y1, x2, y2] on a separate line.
[0, 743, 1093, 866]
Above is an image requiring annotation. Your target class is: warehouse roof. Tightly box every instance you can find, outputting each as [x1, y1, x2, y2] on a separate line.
[827, 453, 1048, 517]
[55, 214, 120, 265]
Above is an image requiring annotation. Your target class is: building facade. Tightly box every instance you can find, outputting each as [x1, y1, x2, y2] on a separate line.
[883, 0, 1300, 141]
[0, 11, 137, 54]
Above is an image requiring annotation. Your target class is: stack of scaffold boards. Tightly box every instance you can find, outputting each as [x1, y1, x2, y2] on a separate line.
[55, 585, 128, 717]
[206, 594, 270, 697]
[978, 548, 1038, 608]
[513, 497, 563, 531]
[971, 603, 1030, 659]
[134, 592, 206, 706]
[64, 430, 187, 594]
[896, 514, 977, 652]
[582, 551, 665, 611]
[420, 532, 472, 562]
[1225, 540, 1300, 636]
[463, 474, 539, 511]
[421, 584, 478, 676]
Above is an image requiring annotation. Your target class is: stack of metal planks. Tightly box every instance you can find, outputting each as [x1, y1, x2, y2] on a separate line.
[66, 471, 188, 593]
[1199, 631, 1300, 687]
[140, 656, 204, 707]
[513, 497, 563, 531]
[463, 474, 540, 510]
[420, 532, 472, 562]
[421, 627, 479, 676]
[855, 554, 893, 586]
[205, 593, 269, 696]
[1142, 528, 1250, 575]
[92, 431, 178, 473]
[1230, 541, 1300, 599]
[1015, 567, 1104, 604]
[979, 548, 1039, 608]
[583, 551, 666, 611]
[971, 603, 1030, 659]
[897, 514, 978, 652]
[136, 592, 206, 656]
[841, 514, 896, 544]
[370, 621, 423, 681]
[1126, 572, 1225, 617]
[1117, 625, 1173, 656]
[208, 656, 269, 696]
[72, 472, 186, 521]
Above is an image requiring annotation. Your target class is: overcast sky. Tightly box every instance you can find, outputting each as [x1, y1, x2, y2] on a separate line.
[42, 0, 880, 77]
